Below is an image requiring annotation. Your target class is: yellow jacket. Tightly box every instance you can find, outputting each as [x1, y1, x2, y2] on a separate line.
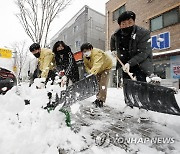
[83, 48, 112, 75]
[38, 48, 56, 78]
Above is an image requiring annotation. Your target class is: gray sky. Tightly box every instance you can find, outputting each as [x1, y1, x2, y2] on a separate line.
[0, 0, 109, 48]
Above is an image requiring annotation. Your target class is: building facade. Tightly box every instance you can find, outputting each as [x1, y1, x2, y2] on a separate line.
[50, 5, 105, 53]
[106, 0, 180, 87]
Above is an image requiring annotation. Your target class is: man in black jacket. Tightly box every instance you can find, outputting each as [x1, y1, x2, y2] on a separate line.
[110, 11, 153, 82]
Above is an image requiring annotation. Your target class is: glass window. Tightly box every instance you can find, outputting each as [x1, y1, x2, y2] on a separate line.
[113, 9, 119, 21]
[151, 16, 163, 31]
[75, 41, 81, 50]
[73, 26, 78, 33]
[164, 9, 179, 27]
[119, 5, 125, 15]
[113, 5, 125, 21]
[150, 7, 179, 31]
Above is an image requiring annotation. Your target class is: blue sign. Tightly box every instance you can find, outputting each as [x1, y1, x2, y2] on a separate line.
[151, 32, 170, 50]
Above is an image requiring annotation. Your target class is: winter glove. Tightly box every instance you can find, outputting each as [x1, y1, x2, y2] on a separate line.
[59, 70, 65, 77]
[111, 50, 117, 57]
[123, 63, 130, 73]
[61, 75, 67, 87]
[146, 74, 161, 85]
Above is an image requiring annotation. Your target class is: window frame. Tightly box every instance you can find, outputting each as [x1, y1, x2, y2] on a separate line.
[150, 7, 180, 32]
[112, 5, 126, 21]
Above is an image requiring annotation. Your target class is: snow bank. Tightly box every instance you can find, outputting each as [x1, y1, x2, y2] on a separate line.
[0, 83, 180, 154]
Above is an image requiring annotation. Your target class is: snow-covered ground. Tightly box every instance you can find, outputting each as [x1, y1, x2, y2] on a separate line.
[0, 82, 180, 154]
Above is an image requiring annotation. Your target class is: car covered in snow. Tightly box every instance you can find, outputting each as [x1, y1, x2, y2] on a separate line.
[0, 67, 17, 94]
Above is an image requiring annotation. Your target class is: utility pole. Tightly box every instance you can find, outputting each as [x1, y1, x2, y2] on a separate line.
[13, 49, 17, 75]
[13, 49, 19, 94]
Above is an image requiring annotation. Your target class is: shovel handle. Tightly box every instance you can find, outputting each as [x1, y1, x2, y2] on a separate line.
[113, 53, 136, 81]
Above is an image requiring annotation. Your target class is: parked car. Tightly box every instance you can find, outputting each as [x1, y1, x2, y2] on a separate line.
[0, 67, 17, 94]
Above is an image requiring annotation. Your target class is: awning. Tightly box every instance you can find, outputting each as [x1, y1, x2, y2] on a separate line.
[153, 49, 180, 59]
[73, 51, 82, 61]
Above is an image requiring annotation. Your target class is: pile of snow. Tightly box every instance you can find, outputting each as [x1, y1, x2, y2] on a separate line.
[0, 82, 180, 154]
[146, 75, 162, 83]
[0, 82, 88, 154]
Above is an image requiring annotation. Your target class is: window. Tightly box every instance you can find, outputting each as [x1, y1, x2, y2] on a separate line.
[113, 5, 125, 21]
[164, 9, 179, 27]
[73, 25, 78, 33]
[75, 41, 81, 50]
[150, 7, 179, 31]
[151, 16, 163, 31]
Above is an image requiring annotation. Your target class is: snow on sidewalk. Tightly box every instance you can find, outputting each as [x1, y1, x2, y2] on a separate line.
[0, 83, 180, 154]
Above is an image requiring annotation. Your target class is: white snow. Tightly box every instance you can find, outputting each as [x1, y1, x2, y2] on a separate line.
[70, 103, 80, 114]
[0, 83, 180, 154]
[1, 87, 7, 91]
[146, 76, 162, 83]
[33, 78, 46, 89]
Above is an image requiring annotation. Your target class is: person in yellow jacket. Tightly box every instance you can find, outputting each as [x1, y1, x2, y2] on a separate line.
[29, 43, 56, 85]
[81, 43, 112, 108]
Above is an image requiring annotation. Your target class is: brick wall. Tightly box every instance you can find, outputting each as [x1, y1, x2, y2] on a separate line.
[106, 0, 180, 52]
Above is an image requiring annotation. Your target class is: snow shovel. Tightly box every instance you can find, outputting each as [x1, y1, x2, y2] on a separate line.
[114, 54, 180, 116]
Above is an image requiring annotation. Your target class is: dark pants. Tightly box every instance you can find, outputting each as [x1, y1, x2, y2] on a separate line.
[122, 65, 147, 82]
[45, 70, 56, 84]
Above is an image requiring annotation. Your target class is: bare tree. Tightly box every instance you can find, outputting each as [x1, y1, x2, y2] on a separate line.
[16, 0, 72, 47]
[11, 41, 29, 81]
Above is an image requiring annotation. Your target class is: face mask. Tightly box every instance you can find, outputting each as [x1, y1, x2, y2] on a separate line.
[121, 26, 134, 35]
[33, 52, 40, 58]
[83, 51, 91, 57]
[56, 49, 66, 55]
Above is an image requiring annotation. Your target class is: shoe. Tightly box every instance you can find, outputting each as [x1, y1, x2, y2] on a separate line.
[95, 100, 104, 108]
[92, 99, 98, 104]
[92, 99, 104, 108]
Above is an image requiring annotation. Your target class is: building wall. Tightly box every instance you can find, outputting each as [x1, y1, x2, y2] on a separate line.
[50, 7, 88, 53]
[106, 0, 180, 86]
[50, 6, 106, 53]
[87, 8, 106, 51]
[106, 0, 180, 52]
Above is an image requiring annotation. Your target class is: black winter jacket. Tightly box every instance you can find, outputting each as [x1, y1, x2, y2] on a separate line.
[110, 25, 153, 76]
[55, 46, 79, 83]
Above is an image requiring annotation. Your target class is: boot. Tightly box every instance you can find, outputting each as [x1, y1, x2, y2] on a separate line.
[95, 100, 104, 108]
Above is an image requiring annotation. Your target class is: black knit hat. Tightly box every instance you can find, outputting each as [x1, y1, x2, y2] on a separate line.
[80, 43, 93, 51]
[117, 11, 136, 24]
[29, 43, 40, 52]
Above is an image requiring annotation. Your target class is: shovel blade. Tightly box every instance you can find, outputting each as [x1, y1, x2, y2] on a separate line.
[123, 79, 180, 116]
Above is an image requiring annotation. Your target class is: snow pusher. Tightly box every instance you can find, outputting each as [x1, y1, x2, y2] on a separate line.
[59, 74, 99, 107]
[45, 74, 99, 110]
[123, 79, 180, 115]
[115, 55, 180, 116]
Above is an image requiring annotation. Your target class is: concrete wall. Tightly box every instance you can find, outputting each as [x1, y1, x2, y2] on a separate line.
[50, 6, 106, 53]
[87, 8, 105, 51]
